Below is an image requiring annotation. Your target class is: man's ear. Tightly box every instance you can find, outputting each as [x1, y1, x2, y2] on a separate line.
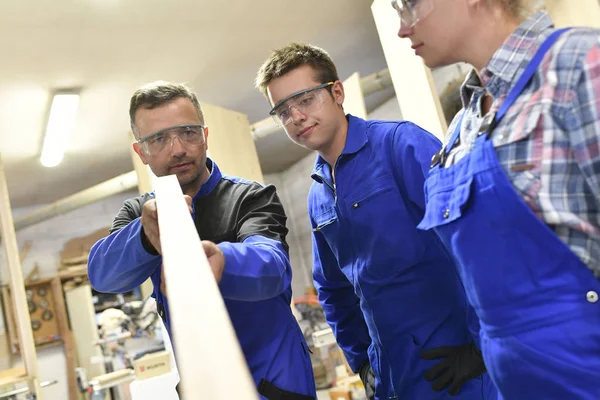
[332, 81, 345, 107]
[133, 142, 149, 165]
[204, 127, 209, 150]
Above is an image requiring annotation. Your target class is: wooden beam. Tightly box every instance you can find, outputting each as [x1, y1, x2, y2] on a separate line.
[129, 132, 155, 300]
[545, 0, 600, 28]
[154, 174, 257, 399]
[371, 0, 448, 140]
[0, 154, 42, 398]
[50, 278, 80, 400]
[202, 102, 264, 184]
[64, 284, 106, 383]
[13, 171, 138, 232]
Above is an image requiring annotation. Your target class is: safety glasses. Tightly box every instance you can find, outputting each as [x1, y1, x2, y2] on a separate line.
[391, 0, 435, 28]
[269, 82, 334, 127]
[138, 124, 206, 156]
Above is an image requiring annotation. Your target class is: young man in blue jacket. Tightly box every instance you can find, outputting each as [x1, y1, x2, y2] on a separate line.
[88, 81, 316, 400]
[255, 44, 497, 400]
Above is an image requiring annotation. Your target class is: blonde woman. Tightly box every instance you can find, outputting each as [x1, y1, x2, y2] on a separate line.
[392, 0, 600, 398]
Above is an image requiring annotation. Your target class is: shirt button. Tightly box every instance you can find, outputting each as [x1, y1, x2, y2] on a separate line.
[443, 209, 450, 219]
[353, 203, 359, 208]
[586, 291, 599, 303]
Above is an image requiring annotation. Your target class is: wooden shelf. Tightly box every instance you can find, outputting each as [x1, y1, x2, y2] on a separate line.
[0, 367, 28, 388]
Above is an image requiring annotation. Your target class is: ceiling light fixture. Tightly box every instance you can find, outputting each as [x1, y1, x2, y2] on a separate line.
[40, 92, 80, 168]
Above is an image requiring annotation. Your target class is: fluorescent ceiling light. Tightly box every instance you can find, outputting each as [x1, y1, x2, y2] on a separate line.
[40, 93, 80, 168]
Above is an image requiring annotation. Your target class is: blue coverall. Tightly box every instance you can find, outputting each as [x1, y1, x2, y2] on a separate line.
[309, 115, 497, 399]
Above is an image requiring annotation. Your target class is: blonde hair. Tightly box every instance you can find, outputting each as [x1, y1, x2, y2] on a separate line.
[489, 0, 542, 19]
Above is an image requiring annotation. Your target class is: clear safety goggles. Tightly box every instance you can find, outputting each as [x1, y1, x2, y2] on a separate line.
[269, 82, 334, 127]
[138, 124, 206, 156]
[391, 0, 435, 28]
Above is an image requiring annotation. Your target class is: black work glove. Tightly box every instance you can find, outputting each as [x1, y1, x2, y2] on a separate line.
[358, 361, 376, 400]
[421, 343, 486, 396]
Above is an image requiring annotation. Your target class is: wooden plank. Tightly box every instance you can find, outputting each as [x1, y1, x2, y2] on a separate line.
[154, 174, 257, 399]
[0, 367, 27, 388]
[64, 284, 107, 384]
[51, 278, 80, 400]
[545, 0, 600, 28]
[201, 102, 264, 184]
[342, 72, 368, 119]
[1, 285, 18, 354]
[130, 130, 156, 301]
[371, 0, 448, 139]
[0, 154, 42, 398]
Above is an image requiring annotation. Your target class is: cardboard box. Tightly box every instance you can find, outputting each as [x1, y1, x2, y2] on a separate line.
[133, 351, 171, 380]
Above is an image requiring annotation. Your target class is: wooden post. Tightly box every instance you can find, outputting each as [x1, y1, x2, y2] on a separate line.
[64, 284, 107, 384]
[342, 72, 368, 119]
[155, 175, 258, 399]
[0, 154, 42, 398]
[371, 0, 447, 140]
[129, 132, 156, 301]
[51, 278, 80, 400]
[545, 0, 600, 28]
[202, 102, 264, 184]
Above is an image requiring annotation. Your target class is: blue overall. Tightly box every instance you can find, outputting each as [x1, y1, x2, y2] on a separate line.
[418, 28, 600, 399]
[310, 116, 498, 399]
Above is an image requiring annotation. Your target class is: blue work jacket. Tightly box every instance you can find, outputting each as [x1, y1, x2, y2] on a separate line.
[309, 115, 494, 399]
[88, 159, 316, 399]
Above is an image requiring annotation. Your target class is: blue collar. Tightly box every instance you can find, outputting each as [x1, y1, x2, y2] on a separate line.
[312, 114, 368, 181]
[193, 157, 221, 200]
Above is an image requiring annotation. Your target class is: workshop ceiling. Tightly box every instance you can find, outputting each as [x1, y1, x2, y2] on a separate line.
[0, 0, 389, 207]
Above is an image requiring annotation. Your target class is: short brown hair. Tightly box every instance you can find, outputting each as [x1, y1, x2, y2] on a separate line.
[255, 43, 339, 98]
[129, 81, 204, 139]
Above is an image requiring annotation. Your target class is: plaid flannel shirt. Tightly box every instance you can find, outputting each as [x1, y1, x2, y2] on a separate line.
[444, 11, 600, 277]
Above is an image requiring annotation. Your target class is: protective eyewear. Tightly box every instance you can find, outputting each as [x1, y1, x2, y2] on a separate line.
[391, 0, 435, 28]
[269, 82, 335, 127]
[138, 124, 206, 156]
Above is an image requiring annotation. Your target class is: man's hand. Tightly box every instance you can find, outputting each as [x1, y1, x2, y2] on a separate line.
[140, 195, 193, 255]
[358, 361, 376, 400]
[141, 199, 162, 254]
[421, 343, 487, 396]
[202, 241, 225, 283]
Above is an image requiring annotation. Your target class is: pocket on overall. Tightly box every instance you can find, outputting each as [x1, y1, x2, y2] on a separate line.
[346, 175, 426, 278]
[482, 315, 600, 400]
[418, 176, 474, 231]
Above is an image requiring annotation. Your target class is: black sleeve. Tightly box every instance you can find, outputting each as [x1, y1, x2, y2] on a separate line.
[236, 183, 290, 253]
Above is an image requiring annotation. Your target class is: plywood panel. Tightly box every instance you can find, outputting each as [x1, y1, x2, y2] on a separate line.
[342, 72, 368, 119]
[154, 174, 257, 399]
[371, 0, 447, 139]
[202, 102, 264, 184]
[545, 0, 600, 28]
